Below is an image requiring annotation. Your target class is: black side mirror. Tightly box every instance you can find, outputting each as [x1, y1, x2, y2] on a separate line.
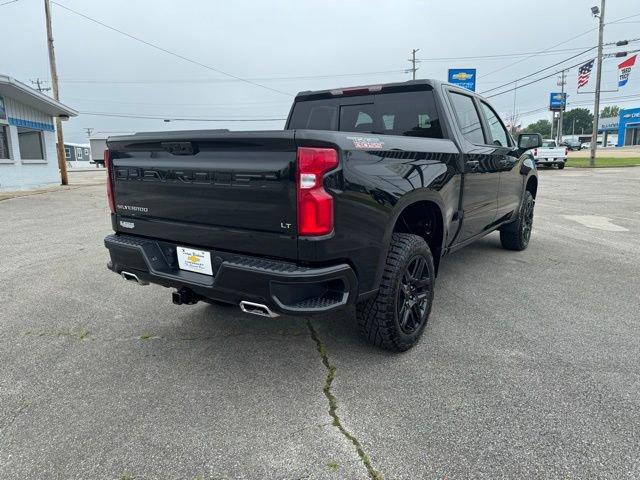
[517, 133, 542, 151]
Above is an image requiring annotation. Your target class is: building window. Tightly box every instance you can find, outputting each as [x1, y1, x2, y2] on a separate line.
[83, 148, 89, 156]
[0, 125, 10, 160]
[76, 147, 83, 160]
[65, 147, 71, 159]
[17, 127, 45, 160]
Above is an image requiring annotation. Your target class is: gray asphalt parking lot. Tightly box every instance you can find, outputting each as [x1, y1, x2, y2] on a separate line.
[1, 167, 639, 479]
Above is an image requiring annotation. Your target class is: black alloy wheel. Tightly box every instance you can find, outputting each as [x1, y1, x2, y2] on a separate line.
[397, 255, 432, 334]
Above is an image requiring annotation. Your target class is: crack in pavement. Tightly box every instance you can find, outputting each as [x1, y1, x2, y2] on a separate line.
[306, 320, 383, 480]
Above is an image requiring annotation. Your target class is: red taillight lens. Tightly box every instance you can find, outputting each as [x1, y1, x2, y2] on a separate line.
[533, 148, 538, 156]
[104, 149, 115, 213]
[296, 147, 338, 236]
[565, 148, 568, 156]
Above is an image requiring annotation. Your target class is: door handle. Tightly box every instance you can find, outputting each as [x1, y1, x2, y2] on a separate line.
[466, 160, 479, 172]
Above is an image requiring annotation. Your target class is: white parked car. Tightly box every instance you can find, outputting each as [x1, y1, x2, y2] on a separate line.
[532, 139, 568, 169]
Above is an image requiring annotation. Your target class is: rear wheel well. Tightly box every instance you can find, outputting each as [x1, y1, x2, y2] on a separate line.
[526, 176, 538, 199]
[392, 201, 444, 274]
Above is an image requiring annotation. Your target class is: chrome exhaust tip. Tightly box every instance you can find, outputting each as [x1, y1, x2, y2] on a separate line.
[121, 271, 149, 286]
[239, 301, 279, 318]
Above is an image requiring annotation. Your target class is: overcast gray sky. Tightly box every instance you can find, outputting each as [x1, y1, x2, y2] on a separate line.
[1, 0, 639, 143]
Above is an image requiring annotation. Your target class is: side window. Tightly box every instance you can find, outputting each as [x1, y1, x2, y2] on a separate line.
[480, 102, 510, 147]
[373, 91, 443, 138]
[448, 92, 485, 145]
[17, 127, 45, 160]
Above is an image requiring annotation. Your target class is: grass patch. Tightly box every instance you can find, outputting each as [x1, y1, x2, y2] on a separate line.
[566, 157, 640, 168]
[25, 328, 90, 340]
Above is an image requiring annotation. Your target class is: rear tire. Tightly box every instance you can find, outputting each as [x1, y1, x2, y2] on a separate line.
[558, 162, 565, 169]
[500, 190, 535, 251]
[356, 233, 435, 352]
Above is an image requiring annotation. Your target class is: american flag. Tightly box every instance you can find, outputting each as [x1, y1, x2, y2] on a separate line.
[577, 59, 595, 89]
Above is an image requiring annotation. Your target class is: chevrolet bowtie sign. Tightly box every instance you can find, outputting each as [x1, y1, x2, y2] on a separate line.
[448, 69, 477, 92]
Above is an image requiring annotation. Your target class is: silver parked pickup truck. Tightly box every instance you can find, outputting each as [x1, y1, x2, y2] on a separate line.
[532, 139, 567, 169]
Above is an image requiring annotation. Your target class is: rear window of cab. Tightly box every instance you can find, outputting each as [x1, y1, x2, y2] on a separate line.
[288, 90, 444, 139]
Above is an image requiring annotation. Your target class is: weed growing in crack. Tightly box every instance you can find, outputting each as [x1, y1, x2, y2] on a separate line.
[306, 320, 383, 480]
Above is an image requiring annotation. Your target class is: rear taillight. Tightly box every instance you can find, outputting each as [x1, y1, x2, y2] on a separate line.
[565, 148, 568, 156]
[296, 147, 338, 236]
[533, 148, 538, 156]
[104, 149, 115, 213]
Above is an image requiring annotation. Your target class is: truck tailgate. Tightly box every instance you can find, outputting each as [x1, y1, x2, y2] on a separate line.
[107, 131, 298, 259]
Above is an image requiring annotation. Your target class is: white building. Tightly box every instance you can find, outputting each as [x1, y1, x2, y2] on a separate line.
[89, 132, 133, 167]
[63, 142, 91, 169]
[0, 73, 77, 191]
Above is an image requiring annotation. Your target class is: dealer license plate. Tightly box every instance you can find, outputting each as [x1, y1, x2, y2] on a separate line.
[177, 246, 213, 276]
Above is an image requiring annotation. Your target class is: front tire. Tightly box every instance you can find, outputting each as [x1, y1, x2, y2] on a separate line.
[356, 233, 435, 352]
[500, 190, 535, 251]
[558, 162, 565, 169]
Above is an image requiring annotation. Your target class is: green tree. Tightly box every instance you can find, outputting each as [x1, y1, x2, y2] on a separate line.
[522, 119, 551, 138]
[600, 105, 620, 118]
[562, 108, 593, 135]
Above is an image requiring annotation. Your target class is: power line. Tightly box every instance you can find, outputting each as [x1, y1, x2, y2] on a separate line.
[50, 1, 293, 97]
[0, 0, 19, 6]
[416, 46, 597, 62]
[487, 49, 640, 98]
[64, 96, 291, 107]
[481, 40, 640, 97]
[510, 94, 640, 123]
[80, 111, 287, 121]
[607, 11, 640, 24]
[479, 27, 598, 79]
[59, 69, 407, 85]
[480, 46, 597, 95]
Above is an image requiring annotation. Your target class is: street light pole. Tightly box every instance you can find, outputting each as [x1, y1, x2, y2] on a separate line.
[44, 0, 68, 185]
[589, 0, 606, 167]
[558, 69, 566, 144]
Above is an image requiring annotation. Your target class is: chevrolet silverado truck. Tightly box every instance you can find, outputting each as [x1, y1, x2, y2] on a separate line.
[103, 80, 541, 352]
[532, 139, 567, 169]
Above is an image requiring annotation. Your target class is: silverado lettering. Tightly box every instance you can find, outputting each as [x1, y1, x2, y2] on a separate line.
[116, 167, 280, 187]
[103, 79, 542, 352]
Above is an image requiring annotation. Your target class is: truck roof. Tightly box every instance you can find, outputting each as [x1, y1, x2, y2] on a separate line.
[295, 79, 453, 101]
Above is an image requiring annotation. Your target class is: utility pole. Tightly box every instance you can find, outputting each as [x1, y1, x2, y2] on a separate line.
[30, 78, 51, 93]
[44, 0, 68, 185]
[407, 49, 420, 80]
[84, 127, 94, 138]
[557, 69, 566, 144]
[589, 0, 606, 167]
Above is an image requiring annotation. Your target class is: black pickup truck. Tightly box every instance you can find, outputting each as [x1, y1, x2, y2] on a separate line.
[103, 79, 541, 351]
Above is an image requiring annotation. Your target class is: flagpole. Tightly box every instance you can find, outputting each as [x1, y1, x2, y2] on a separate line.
[589, 0, 606, 167]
